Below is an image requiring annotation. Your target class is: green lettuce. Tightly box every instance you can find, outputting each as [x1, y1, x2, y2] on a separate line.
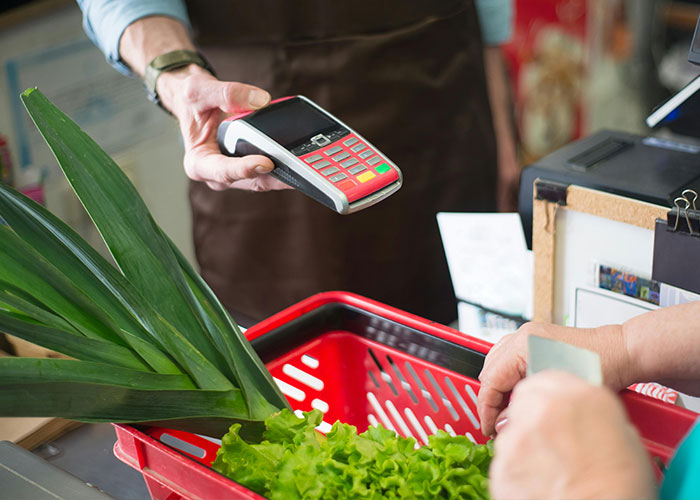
[212, 409, 492, 499]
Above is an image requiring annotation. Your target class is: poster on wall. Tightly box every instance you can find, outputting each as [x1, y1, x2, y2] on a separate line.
[503, 0, 588, 163]
[4, 37, 170, 182]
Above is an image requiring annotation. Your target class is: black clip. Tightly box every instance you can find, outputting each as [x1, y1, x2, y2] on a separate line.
[667, 189, 700, 236]
[534, 179, 568, 205]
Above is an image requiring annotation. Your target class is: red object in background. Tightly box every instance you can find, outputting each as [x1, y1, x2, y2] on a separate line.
[502, 0, 588, 162]
[0, 135, 13, 185]
[113, 292, 697, 500]
[19, 185, 44, 205]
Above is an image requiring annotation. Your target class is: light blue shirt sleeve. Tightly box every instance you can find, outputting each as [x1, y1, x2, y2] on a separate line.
[475, 0, 514, 46]
[76, 0, 192, 76]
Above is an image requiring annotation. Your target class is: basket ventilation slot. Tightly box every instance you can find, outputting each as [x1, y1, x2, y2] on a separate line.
[274, 377, 305, 402]
[301, 354, 319, 369]
[404, 361, 439, 412]
[311, 398, 329, 413]
[369, 349, 399, 397]
[424, 369, 459, 421]
[366, 348, 482, 443]
[272, 348, 482, 444]
[282, 363, 324, 391]
[387, 355, 418, 404]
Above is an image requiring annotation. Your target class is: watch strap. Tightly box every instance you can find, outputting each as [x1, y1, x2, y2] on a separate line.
[144, 50, 216, 110]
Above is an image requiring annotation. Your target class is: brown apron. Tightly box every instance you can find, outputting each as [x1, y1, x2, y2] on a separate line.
[185, 0, 497, 325]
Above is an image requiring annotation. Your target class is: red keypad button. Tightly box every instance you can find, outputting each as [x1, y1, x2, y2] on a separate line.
[337, 179, 356, 191]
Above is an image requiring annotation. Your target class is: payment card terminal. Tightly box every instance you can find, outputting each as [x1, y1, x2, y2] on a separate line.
[217, 95, 402, 214]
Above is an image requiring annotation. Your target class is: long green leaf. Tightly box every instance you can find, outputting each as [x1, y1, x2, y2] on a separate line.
[1, 280, 184, 375]
[0, 182, 151, 339]
[0, 382, 264, 440]
[0, 358, 195, 389]
[0, 293, 180, 374]
[171, 237, 289, 417]
[0, 183, 184, 375]
[0, 225, 125, 345]
[0, 356, 266, 438]
[20, 88, 230, 377]
[0, 206, 229, 387]
[0, 310, 150, 370]
[0, 286, 82, 335]
[0, 88, 304, 435]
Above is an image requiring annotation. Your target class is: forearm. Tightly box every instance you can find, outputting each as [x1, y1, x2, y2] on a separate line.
[118, 16, 211, 117]
[483, 47, 517, 169]
[622, 301, 700, 394]
[118, 16, 195, 77]
[483, 46, 519, 211]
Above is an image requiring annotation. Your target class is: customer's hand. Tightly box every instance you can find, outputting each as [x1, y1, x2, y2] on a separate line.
[158, 65, 291, 191]
[489, 371, 656, 500]
[477, 322, 631, 437]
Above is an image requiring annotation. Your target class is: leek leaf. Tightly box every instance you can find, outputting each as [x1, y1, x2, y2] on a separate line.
[0, 202, 232, 387]
[0, 225, 124, 345]
[0, 226, 184, 375]
[20, 88, 230, 377]
[0, 286, 82, 335]
[171, 237, 289, 416]
[0, 359, 268, 439]
[0, 358, 194, 389]
[0, 310, 150, 370]
[0, 88, 290, 436]
[0, 223, 232, 388]
[0, 182, 169, 347]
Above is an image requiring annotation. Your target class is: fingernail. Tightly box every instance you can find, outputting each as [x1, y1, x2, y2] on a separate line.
[255, 165, 272, 174]
[495, 417, 508, 433]
[249, 90, 270, 108]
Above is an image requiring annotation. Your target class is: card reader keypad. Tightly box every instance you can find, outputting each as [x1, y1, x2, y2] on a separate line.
[300, 133, 397, 200]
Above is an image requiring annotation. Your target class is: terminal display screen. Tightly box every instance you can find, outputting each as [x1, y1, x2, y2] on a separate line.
[245, 98, 337, 149]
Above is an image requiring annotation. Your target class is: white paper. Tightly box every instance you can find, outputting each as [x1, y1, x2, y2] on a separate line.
[437, 212, 533, 319]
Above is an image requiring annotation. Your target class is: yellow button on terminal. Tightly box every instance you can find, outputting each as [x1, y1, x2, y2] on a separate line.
[357, 171, 376, 183]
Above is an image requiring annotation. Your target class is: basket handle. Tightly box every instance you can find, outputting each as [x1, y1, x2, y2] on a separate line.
[148, 428, 221, 465]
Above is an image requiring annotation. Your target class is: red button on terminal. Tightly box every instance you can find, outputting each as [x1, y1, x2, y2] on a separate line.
[337, 180, 356, 191]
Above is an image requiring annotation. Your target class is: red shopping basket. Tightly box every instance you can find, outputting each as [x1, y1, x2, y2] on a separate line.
[113, 292, 698, 500]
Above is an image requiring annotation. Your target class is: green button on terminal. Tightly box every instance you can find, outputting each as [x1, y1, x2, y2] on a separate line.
[375, 163, 391, 174]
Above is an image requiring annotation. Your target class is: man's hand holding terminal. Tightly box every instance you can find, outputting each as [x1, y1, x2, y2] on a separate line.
[120, 16, 289, 192]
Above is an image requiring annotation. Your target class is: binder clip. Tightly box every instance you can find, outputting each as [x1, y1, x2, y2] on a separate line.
[667, 189, 700, 236]
[652, 188, 700, 294]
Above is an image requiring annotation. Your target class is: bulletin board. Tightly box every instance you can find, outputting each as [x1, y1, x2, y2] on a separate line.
[532, 182, 667, 324]
[531, 181, 700, 411]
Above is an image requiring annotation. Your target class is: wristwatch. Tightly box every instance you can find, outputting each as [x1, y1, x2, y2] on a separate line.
[144, 49, 216, 110]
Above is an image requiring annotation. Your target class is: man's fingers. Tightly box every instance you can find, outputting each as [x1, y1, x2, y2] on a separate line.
[188, 77, 270, 114]
[185, 149, 273, 183]
[206, 176, 292, 192]
[186, 150, 292, 191]
[231, 176, 293, 191]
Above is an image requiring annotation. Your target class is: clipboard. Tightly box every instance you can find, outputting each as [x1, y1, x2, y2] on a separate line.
[651, 190, 700, 295]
